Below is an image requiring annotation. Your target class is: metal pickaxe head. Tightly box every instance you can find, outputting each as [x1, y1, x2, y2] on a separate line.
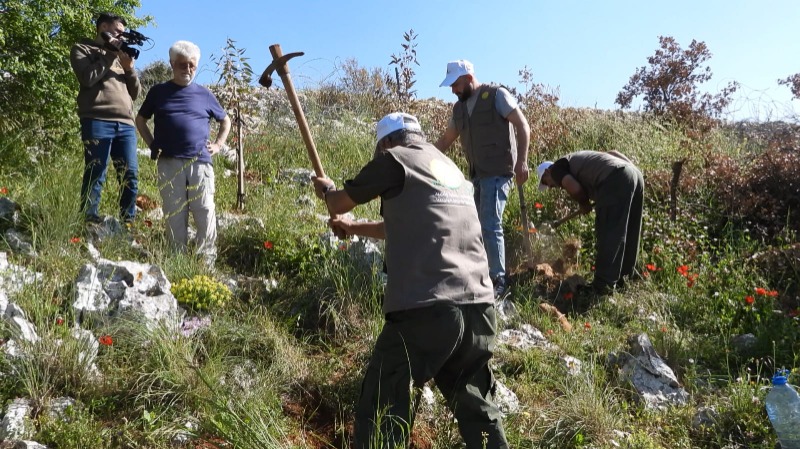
[258, 51, 304, 88]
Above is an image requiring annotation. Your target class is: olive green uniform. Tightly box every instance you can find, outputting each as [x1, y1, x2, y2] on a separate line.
[549, 150, 644, 289]
[344, 142, 509, 449]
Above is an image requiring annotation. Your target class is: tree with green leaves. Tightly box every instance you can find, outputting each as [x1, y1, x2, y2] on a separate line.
[211, 38, 255, 210]
[388, 29, 419, 103]
[0, 1, 149, 152]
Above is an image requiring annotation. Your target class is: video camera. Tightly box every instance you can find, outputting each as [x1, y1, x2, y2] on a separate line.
[101, 30, 149, 60]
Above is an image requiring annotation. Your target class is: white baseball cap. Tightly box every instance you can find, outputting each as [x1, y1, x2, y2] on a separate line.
[376, 112, 422, 141]
[537, 161, 554, 191]
[439, 60, 474, 87]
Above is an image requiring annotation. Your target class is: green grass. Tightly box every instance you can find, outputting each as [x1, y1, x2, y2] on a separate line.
[0, 87, 798, 448]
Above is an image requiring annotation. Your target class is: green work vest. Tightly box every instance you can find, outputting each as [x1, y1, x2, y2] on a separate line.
[564, 150, 630, 202]
[453, 85, 516, 179]
[382, 142, 494, 314]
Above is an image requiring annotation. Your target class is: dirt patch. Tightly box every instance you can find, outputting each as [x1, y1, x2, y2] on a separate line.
[282, 386, 347, 449]
[135, 194, 159, 211]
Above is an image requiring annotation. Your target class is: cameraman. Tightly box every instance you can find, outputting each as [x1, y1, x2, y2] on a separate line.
[70, 12, 141, 225]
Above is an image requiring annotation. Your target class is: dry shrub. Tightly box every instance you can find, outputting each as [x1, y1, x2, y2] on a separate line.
[403, 98, 451, 141]
[512, 67, 570, 153]
[708, 149, 800, 240]
[732, 121, 800, 154]
[643, 164, 704, 202]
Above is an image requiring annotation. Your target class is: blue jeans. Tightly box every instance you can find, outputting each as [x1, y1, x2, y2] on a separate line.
[473, 176, 511, 281]
[80, 119, 138, 222]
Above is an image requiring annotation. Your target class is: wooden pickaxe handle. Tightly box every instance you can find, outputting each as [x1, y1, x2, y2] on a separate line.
[267, 44, 326, 179]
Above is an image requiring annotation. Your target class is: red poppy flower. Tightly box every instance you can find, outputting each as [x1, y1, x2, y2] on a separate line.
[646, 263, 657, 272]
[534, 202, 543, 209]
[687, 279, 695, 288]
[583, 322, 591, 330]
[0, 187, 7, 195]
[56, 317, 64, 326]
[660, 326, 667, 333]
[677, 265, 690, 276]
[70, 237, 80, 244]
[767, 290, 779, 297]
[338, 243, 347, 251]
[755, 287, 767, 296]
[263, 241, 274, 250]
[563, 292, 574, 300]
[745, 296, 755, 305]
[98, 335, 113, 346]
[642, 271, 650, 278]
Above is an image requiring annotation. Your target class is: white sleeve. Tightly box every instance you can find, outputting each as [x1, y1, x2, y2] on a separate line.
[495, 87, 519, 118]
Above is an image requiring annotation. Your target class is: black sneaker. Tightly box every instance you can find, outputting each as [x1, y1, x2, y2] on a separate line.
[493, 277, 508, 299]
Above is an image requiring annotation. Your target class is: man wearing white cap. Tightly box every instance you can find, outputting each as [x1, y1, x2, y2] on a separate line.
[435, 59, 531, 298]
[537, 150, 644, 295]
[312, 112, 509, 449]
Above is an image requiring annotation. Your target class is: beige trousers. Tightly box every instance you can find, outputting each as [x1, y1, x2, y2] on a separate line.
[157, 157, 217, 264]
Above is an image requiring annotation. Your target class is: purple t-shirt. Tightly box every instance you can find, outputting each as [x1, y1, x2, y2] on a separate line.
[138, 81, 226, 164]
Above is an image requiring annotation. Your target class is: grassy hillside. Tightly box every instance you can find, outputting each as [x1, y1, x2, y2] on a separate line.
[0, 85, 798, 448]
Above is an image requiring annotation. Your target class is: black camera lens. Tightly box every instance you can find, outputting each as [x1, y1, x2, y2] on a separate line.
[121, 44, 140, 60]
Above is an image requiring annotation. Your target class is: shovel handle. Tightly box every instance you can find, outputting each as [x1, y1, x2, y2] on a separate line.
[517, 186, 536, 268]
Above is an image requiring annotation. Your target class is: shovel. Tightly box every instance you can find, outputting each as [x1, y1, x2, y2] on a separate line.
[517, 185, 537, 269]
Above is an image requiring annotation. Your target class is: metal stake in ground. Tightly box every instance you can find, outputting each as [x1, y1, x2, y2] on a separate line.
[235, 100, 245, 210]
[258, 44, 327, 180]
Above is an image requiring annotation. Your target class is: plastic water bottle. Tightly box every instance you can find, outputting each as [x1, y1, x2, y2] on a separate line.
[765, 370, 800, 449]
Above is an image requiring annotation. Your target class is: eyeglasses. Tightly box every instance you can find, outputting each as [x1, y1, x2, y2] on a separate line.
[173, 61, 197, 70]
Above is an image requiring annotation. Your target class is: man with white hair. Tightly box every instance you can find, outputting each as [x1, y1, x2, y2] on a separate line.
[312, 112, 509, 449]
[435, 59, 531, 298]
[135, 40, 231, 265]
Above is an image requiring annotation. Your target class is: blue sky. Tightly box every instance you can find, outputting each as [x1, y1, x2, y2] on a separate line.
[133, 0, 800, 121]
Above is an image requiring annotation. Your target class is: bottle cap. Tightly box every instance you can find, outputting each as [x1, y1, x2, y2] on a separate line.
[772, 369, 789, 386]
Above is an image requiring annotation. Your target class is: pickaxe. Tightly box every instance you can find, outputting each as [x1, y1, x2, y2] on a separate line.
[258, 44, 326, 180]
